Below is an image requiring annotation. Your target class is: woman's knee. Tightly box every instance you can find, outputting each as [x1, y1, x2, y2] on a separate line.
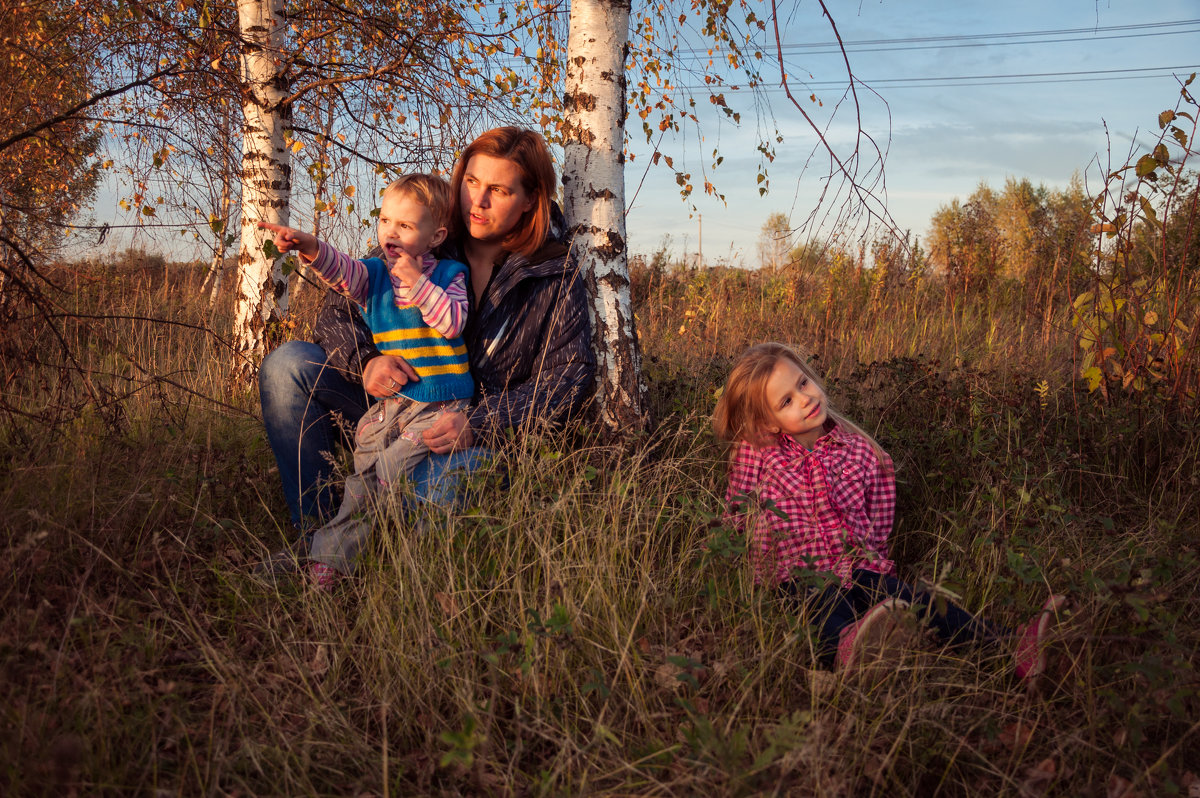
[260, 341, 329, 401]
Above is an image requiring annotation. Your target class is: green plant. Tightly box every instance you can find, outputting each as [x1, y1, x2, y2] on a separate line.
[1076, 76, 1200, 405]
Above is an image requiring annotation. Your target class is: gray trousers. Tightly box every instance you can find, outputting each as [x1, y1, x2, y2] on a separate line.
[309, 395, 465, 574]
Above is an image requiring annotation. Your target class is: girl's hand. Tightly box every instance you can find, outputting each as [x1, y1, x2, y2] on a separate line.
[256, 221, 319, 261]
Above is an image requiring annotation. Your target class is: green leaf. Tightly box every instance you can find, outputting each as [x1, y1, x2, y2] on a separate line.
[1082, 366, 1104, 392]
[262, 239, 281, 259]
[1138, 196, 1161, 228]
[1135, 154, 1158, 178]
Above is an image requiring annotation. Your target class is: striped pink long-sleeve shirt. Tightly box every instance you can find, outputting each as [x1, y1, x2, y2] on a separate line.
[308, 241, 467, 339]
[724, 423, 897, 586]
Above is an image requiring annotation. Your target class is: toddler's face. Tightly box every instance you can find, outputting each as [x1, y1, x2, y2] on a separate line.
[377, 192, 446, 264]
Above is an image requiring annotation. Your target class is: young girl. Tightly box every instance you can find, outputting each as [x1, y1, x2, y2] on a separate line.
[713, 342, 1064, 676]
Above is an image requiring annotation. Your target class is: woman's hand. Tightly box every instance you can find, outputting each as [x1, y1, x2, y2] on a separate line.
[363, 354, 419, 397]
[423, 410, 474, 454]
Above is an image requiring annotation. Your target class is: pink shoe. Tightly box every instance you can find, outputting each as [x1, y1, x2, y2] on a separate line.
[1014, 594, 1068, 679]
[308, 562, 341, 590]
[836, 598, 910, 670]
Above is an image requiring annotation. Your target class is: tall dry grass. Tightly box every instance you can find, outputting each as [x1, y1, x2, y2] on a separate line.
[2, 256, 1198, 795]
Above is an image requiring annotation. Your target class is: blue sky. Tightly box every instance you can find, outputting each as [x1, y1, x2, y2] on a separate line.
[80, 1, 1198, 266]
[624, 0, 1200, 265]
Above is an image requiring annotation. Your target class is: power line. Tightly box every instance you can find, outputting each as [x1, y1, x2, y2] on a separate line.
[775, 27, 1200, 57]
[639, 18, 1200, 60]
[777, 18, 1200, 50]
[670, 65, 1198, 93]
[798, 71, 1195, 92]
[842, 63, 1199, 87]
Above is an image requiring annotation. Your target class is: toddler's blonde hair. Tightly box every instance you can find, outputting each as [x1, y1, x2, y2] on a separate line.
[383, 174, 453, 230]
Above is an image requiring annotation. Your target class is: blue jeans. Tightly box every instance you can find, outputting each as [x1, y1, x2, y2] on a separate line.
[258, 340, 487, 527]
[781, 568, 1000, 667]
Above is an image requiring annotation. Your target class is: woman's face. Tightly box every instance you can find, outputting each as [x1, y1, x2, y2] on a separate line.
[459, 154, 535, 244]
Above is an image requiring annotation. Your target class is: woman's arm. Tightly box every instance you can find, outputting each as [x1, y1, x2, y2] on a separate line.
[465, 265, 595, 444]
[313, 291, 418, 393]
[422, 263, 594, 454]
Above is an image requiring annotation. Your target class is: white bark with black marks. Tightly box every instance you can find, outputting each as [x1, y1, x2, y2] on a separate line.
[562, 0, 648, 435]
[234, 0, 291, 370]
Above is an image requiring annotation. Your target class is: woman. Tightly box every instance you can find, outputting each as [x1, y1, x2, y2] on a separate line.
[257, 127, 595, 570]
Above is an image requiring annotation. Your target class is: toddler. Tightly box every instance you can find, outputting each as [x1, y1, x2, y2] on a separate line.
[257, 174, 472, 587]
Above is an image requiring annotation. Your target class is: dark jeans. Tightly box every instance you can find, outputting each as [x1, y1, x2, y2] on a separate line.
[781, 568, 999, 667]
[258, 340, 487, 527]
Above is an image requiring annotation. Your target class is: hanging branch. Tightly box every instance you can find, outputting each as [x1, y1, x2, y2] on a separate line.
[769, 0, 904, 239]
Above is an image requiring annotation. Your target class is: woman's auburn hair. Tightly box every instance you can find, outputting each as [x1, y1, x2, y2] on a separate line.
[450, 127, 557, 258]
[712, 342, 884, 456]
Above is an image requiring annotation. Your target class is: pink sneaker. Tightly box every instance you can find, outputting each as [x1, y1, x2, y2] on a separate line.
[1014, 594, 1068, 679]
[836, 598, 911, 670]
[308, 562, 341, 590]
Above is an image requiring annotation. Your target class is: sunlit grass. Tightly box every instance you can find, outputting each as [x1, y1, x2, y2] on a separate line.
[2, 258, 1198, 794]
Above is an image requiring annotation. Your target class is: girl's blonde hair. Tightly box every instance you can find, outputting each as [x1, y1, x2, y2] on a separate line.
[712, 342, 883, 455]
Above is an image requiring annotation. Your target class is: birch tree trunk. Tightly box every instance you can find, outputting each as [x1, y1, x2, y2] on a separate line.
[234, 0, 291, 372]
[562, 0, 648, 435]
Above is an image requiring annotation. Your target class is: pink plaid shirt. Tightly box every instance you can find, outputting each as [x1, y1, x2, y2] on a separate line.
[724, 423, 897, 586]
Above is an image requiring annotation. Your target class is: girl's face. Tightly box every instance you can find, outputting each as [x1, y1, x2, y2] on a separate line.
[763, 358, 827, 448]
[459, 154, 534, 244]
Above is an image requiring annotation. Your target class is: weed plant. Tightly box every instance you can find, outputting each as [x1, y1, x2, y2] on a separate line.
[2, 256, 1198, 795]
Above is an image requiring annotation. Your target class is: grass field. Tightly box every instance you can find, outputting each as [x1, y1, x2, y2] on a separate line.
[2, 256, 1199, 796]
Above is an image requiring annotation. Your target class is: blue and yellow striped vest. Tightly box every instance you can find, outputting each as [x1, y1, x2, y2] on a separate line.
[361, 257, 474, 403]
